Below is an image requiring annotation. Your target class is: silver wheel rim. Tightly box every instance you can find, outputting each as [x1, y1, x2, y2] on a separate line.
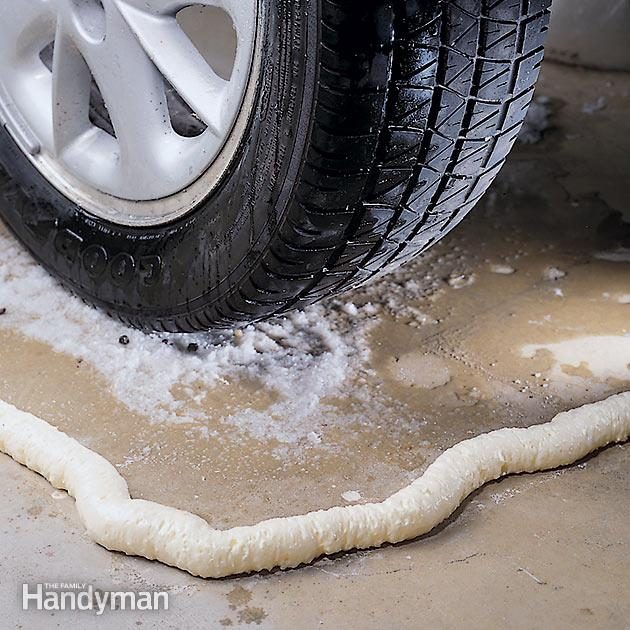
[0, 0, 261, 226]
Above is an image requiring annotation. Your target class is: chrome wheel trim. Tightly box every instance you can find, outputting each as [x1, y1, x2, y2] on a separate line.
[0, 0, 262, 226]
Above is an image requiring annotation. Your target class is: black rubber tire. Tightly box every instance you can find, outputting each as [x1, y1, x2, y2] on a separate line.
[0, 0, 551, 331]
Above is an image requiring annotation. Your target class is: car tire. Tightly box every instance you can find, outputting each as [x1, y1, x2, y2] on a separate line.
[0, 0, 551, 331]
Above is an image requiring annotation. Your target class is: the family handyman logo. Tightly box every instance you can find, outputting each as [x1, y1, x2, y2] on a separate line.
[22, 583, 169, 614]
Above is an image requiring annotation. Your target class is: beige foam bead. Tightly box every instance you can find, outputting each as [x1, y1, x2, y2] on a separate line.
[1, 394, 629, 579]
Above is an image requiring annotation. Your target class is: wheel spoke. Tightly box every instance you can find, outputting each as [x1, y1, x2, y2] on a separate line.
[114, 0, 191, 14]
[115, 2, 230, 136]
[120, 0, 260, 50]
[51, 20, 93, 156]
[117, 0, 255, 21]
[68, 3, 175, 187]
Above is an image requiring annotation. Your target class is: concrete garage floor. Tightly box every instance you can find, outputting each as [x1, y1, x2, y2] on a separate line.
[1, 61, 629, 629]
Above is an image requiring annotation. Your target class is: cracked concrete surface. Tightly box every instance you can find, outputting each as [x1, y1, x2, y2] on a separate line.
[1, 61, 629, 629]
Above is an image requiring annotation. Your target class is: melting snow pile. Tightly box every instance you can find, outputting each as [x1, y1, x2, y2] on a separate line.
[0, 224, 460, 444]
[0, 226, 366, 432]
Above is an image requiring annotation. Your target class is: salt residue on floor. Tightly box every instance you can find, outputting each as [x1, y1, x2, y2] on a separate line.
[518, 97, 552, 145]
[521, 335, 630, 393]
[594, 247, 630, 263]
[387, 353, 452, 390]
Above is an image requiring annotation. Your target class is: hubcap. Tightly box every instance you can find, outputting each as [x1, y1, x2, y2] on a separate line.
[0, 0, 260, 225]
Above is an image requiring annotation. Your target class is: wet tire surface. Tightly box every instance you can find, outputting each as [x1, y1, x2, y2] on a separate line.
[0, 0, 551, 331]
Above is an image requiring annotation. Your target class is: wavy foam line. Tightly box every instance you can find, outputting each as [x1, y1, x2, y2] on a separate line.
[1, 394, 629, 579]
